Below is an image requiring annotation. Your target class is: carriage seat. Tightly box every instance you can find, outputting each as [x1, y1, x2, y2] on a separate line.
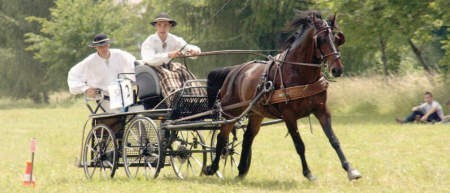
[134, 61, 164, 109]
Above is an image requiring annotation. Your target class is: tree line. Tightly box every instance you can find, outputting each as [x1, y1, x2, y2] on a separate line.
[0, 0, 448, 103]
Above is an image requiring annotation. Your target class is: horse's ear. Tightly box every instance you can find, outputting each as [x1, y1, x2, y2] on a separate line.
[329, 13, 337, 28]
[335, 31, 345, 46]
[311, 12, 318, 23]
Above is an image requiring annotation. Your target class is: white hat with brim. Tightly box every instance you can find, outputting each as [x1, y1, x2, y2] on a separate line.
[150, 12, 177, 27]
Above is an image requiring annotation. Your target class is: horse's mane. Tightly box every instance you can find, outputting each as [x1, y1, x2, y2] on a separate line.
[283, 10, 322, 49]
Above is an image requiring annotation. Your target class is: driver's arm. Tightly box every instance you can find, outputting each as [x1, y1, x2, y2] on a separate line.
[174, 36, 201, 57]
[141, 39, 171, 66]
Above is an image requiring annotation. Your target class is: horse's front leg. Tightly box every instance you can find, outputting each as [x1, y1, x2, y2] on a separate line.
[204, 123, 234, 175]
[314, 108, 362, 180]
[284, 116, 316, 181]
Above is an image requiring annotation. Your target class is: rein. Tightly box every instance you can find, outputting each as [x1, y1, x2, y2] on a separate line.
[179, 49, 325, 68]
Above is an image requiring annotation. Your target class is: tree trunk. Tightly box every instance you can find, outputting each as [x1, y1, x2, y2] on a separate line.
[408, 38, 435, 85]
[408, 38, 433, 75]
[43, 91, 49, 104]
[379, 35, 388, 77]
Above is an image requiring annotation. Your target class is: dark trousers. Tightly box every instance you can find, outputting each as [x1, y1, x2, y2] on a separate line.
[207, 67, 234, 108]
[403, 110, 442, 123]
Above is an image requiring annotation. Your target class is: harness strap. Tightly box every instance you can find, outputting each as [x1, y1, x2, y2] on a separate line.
[222, 100, 251, 111]
[269, 76, 329, 104]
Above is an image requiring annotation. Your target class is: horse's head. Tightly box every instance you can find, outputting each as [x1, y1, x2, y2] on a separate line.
[310, 13, 344, 77]
[286, 11, 345, 77]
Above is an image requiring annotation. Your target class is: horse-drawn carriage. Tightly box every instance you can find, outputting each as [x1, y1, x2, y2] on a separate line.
[77, 11, 362, 181]
[77, 61, 282, 179]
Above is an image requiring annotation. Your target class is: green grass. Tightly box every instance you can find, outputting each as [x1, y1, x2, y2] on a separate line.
[0, 99, 449, 193]
[1, 73, 448, 192]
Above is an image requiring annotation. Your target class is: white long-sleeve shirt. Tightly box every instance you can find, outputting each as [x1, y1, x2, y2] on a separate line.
[140, 33, 201, 66]
[417, 100, 445, 120]
[67, 49, 136, 95]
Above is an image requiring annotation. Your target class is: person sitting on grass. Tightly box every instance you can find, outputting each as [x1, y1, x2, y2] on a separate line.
[396, 92, 445, 124]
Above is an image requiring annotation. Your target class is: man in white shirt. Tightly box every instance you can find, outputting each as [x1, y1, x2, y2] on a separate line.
[396, 92, 445, 123]
[141, 12, 203, 99]
[68, 33, 136, 112]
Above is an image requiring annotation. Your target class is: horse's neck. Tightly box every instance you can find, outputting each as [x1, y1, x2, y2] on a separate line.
[282, 34, 321, 86]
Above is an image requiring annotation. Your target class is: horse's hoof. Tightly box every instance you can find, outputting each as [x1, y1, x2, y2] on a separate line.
[304, 173, 317, 181]
[347, 169, 362, 180]
[203, 165, 215, 176]
[236, 175, 245, 180]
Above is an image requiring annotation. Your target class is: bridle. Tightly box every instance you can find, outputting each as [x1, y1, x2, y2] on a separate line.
[272, 19, 341, 68]
[313, 20, 341, 62]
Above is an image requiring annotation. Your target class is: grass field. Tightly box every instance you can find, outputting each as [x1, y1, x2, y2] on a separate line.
[0, 74, 449, 193]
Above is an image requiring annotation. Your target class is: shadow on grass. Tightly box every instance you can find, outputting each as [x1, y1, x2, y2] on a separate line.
[161, 176, 314, 191]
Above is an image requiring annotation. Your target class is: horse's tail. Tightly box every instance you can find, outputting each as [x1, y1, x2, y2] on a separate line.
[207, 66, 237, 108]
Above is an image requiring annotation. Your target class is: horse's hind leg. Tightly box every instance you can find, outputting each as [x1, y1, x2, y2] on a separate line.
[237, 114, 263, 178]
[204, 123, 234, 175]
[314, 109, 362, 180]
[284, 118, 316, 181]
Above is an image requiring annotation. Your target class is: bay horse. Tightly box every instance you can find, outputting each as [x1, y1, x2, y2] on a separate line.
[204, 11, 361, 181]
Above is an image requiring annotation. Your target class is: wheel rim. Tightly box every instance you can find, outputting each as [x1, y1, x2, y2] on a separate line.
[209, 127, 244, 179]
[123, 117, 161, 179]
[170, 130, 206, 179]
[83, 125, 117, 179]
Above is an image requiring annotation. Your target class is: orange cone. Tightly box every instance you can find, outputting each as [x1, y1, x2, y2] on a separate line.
[23, 161, 35, 187]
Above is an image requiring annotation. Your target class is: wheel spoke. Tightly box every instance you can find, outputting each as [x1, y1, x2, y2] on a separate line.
[138, 121, 143, 143]
[187, 160, 196, 176]
[92, 131, 100, 145]
[191, 155, 202, 167]
[100, 127, 105, 141]
[133, 157, 142, 177]
[232, 141, 242, 148]
[90, 165, 97, 177]
[129, 128, 140, 142]
[104, 160, 114, 168]
[222, 153, 228, 176]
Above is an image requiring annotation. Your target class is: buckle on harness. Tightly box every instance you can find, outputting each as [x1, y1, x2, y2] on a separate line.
[263, 81, 273, 92]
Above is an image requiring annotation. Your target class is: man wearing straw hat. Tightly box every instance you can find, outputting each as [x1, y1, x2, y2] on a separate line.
[141, 12, 203, 100]
[68, 33, 136, 112]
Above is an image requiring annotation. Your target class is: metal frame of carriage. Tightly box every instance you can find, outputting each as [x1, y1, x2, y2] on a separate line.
[76, 61, 283, 180]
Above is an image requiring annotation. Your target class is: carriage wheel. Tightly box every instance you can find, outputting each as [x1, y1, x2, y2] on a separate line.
[123, 117, 163, 179]
[83, 124, 118, 179]
[209, 126, 245, 179]
[170, 130, 207, 179]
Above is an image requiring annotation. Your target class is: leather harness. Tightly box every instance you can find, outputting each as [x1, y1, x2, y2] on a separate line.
[268, 76, 328, 104]
[218, 19, 336, 117]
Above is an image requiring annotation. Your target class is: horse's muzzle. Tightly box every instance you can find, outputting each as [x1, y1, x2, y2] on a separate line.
[331, 67, 343, 77]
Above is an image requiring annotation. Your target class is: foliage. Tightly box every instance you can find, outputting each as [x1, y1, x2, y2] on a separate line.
[314, 0, 449, 75]
[26, 0, 142, 92]
[0, 0, 54, 103]
[0, 0, 448, 102]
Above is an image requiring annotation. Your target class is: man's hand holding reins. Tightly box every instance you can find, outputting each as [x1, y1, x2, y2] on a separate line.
[168, 50, 181, 58]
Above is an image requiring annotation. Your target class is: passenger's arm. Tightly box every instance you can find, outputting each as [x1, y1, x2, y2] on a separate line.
[122, 51, 137, 82]
[67, 62, 89, 95]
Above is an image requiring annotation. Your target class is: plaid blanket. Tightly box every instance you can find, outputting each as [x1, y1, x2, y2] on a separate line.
[152, 62, 206, 104]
